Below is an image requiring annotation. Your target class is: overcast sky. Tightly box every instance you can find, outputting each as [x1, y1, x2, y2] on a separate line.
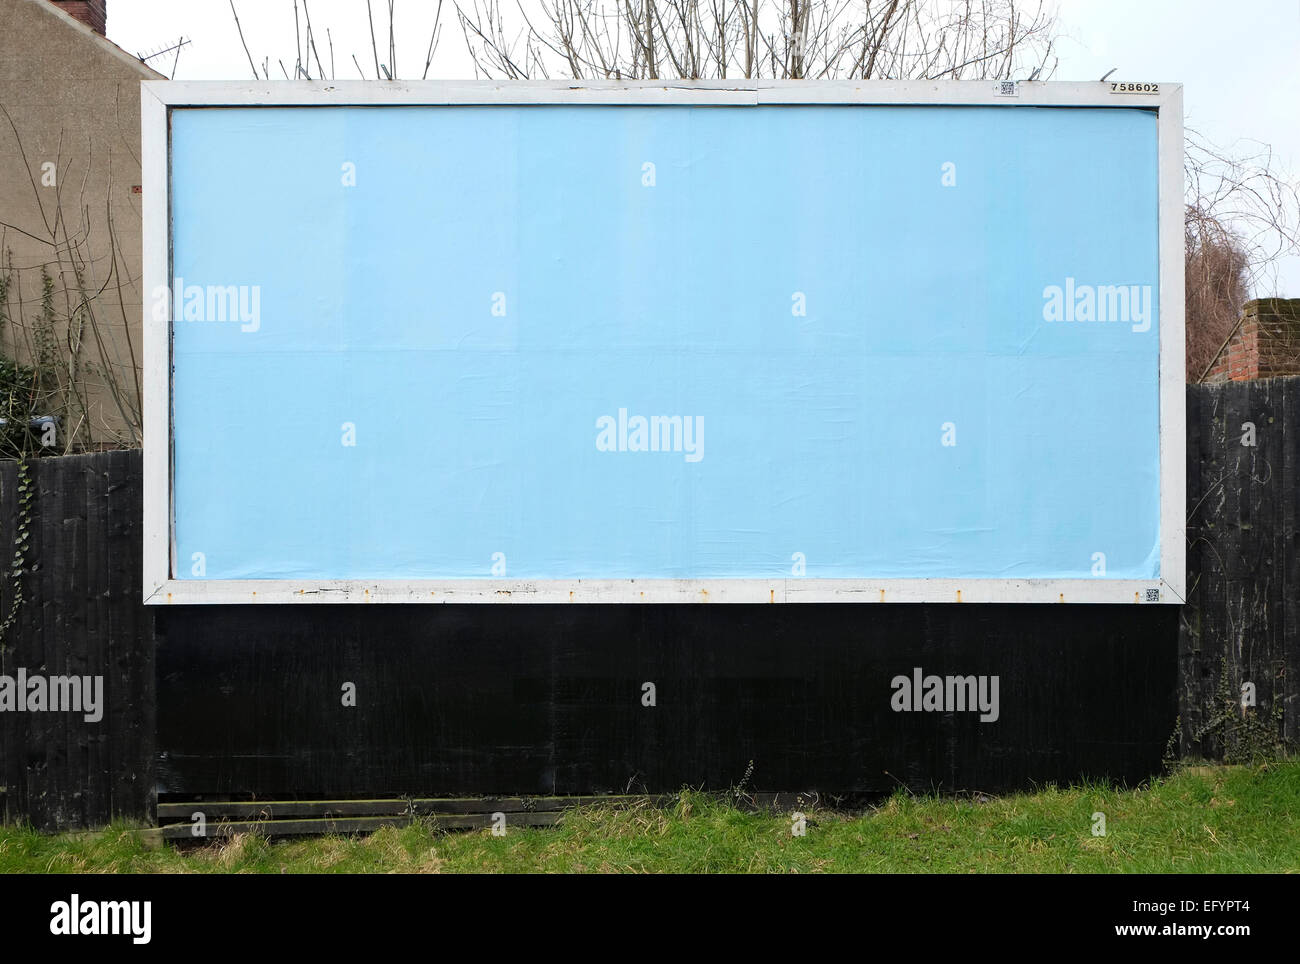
[102, 0, 1300, 294]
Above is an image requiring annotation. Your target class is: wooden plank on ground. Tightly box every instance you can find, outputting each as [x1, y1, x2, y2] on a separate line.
[158, 794, 665, 821]
[159, 810, 564, 839]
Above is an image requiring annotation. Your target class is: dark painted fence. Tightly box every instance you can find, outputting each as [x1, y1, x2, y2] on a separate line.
[0, 451, 152, 828]
[153, 603, 1176, 800]
[0, 376, 1295, 828]
[1181, 376, 1299, 758]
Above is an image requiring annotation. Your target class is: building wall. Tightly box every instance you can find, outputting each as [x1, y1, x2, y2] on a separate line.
[0, 0, 159, 449]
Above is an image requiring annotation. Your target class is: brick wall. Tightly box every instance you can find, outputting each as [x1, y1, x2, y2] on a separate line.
[49, 0, 106, 35]
[1203, 299, 1300, 382]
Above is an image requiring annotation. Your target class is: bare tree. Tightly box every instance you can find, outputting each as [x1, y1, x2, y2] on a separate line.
[229, 0, 445, 80]
[234, 0, 1300, 388]
[455, 0, 1059, 80]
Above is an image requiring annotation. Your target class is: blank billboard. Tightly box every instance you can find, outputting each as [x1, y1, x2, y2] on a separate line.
[142, 81, 1184, 604]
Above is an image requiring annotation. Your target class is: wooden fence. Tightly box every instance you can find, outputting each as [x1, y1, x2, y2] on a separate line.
[0, 450, 153, 828]
[1182, 376, 1298, 757]
[0, 376, 1295, 829]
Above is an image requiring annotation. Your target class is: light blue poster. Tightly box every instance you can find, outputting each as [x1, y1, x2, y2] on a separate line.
[168, 103, 1160, 582]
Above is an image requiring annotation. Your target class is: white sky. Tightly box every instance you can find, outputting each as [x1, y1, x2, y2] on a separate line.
[101, 0, 1300, 294]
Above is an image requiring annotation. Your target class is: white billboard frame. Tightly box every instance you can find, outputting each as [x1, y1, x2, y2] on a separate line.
[141, 79, 1184, 605]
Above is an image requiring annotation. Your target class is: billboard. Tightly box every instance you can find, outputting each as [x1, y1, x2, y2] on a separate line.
[142, 80, 1183, 604]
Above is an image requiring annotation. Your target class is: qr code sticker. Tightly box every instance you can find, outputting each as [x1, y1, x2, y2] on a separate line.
[1145, 588, 1160, 602]
[998, 81, 1017, 96]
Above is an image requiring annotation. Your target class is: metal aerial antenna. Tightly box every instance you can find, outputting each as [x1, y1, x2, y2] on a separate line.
[137, 37, 192, 79]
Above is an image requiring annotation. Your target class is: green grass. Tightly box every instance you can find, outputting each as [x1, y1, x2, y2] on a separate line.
[2, 760, 1297, 873]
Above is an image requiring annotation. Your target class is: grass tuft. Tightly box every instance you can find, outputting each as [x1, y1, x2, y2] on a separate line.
[1, 760, 1296, 874]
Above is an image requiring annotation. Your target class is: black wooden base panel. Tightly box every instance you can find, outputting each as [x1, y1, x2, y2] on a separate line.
[154, 602, 1177, 800]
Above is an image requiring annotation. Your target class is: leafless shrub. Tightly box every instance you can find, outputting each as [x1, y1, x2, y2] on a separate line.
[1186, 129, 1300, 295]
[1185, 129, 1300, 380]
[0, 106, 142, 456]
[1185, 212, 1250, 381]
